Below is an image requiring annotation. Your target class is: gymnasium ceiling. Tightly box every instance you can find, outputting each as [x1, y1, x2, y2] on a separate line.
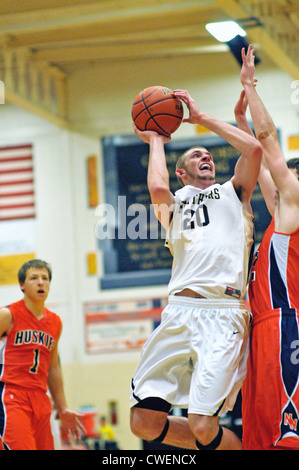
[0, 0, 298, 127]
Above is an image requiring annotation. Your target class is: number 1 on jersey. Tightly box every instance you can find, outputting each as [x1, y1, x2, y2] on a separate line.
[30, 349, 40, 374]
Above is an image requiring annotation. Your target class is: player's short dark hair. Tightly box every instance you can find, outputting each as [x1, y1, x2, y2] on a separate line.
[18, 259, 52, 284]
[287, 157, 299, 178]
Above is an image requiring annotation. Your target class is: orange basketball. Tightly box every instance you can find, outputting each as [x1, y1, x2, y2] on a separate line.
[131, 86, 184, 137]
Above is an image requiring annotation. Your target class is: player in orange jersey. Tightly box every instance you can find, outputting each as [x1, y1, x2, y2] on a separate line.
[235, 45, 299, 450]
[0, 259, 85, 450]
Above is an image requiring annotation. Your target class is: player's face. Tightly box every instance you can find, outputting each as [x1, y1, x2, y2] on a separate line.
[183, 148, 216, 182]
[20, 267, 50, 302]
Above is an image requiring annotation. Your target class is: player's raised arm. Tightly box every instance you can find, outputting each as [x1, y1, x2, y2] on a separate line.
[133, 124, 175, 230]
[240, 45, 298, 197]
[234, 88, 277, 216]
[241, 44, 299, 231]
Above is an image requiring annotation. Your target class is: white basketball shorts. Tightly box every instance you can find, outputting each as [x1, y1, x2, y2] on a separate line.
[130, 295, 251, 416]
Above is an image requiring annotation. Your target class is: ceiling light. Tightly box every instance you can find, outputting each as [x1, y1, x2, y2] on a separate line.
[205, 21, 247, 43]
[205, 19, 261, 67]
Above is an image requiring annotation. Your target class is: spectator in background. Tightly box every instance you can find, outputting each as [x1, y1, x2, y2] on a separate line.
[98, 416, 118, 450]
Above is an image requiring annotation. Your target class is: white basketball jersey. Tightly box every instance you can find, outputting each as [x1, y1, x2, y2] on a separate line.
[166, 181, 254, 299]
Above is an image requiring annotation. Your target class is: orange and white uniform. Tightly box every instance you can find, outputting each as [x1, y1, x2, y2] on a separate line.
[0, 299, 61, 450]
[242, 219, 299, 450]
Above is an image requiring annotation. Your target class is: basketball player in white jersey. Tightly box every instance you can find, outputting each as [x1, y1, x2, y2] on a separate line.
[130, 80, 263, 450]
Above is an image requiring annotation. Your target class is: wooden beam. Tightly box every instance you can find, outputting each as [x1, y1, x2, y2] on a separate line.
[30, 38, 223, 64]
[0, 0, 109, 14]
[0, 3, 222, 48]
[21, 23, 212, 50]
[0, 1, 218, 33]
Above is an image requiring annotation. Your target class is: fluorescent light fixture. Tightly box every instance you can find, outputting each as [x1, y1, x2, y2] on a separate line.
[205, 21, 247, 43]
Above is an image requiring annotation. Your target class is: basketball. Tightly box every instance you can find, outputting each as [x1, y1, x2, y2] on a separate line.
[131, 86, 184, 137]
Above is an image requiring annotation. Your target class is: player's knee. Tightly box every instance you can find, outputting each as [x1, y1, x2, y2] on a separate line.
[190, 422, 210, 445]
[130, 410, 149, 439]
[189, 415, 221, 447]
[130, 407, 168, 442]
[196, 426, 223, 450]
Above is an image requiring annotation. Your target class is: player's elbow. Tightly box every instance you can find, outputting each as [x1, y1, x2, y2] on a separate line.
[148, 183, 170, 203]
[250, 140, 263, 160]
